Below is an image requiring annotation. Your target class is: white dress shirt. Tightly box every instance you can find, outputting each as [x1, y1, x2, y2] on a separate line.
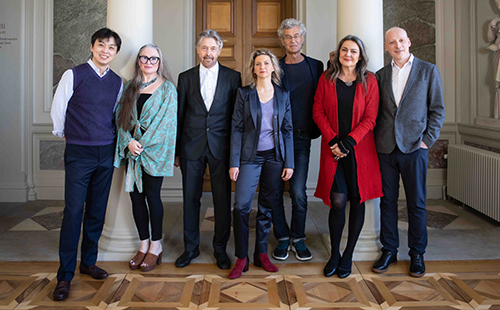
[391, 53, 414, 107]
[50, 59, 123, 137]
[199, 62, 219, 111]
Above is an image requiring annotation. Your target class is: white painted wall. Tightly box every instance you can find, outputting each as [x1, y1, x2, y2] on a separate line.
[0, 0, 28, 201]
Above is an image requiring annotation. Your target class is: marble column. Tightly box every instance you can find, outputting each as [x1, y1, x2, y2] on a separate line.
[98, 0, 153, 261]
[324, 0, 384, 261]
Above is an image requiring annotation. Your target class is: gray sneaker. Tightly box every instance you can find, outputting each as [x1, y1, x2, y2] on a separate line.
[292, 240, 313, 261]
[272, 240, 290, 260]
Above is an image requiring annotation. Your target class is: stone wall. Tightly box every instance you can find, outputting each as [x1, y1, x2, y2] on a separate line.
[383, 0, 436, 65]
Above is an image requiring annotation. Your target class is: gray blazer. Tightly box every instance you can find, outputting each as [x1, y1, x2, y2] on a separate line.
[374, 57, 445, 154]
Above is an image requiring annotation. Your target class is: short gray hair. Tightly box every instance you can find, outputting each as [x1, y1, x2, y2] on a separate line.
[277, 18, 306, 38]
[196, 29, 223, 49]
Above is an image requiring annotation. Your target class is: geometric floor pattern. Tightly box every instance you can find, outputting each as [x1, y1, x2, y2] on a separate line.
[1, 260, 500, 309]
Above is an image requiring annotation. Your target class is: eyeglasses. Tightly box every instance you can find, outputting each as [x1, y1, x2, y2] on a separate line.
[139, 56, 160, 65]
[282, 34, 302, 41]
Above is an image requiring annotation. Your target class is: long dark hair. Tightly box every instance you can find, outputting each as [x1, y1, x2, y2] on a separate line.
[117, 44, 174, 130]
[325, 35, 369, 91]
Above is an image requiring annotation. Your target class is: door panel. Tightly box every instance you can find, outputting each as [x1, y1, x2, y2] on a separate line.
[197, 0, 293, 191]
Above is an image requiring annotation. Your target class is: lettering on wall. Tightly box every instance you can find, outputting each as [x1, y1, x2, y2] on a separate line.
[0, 21, 18, 50]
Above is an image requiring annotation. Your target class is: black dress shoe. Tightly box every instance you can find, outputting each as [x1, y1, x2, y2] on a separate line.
[372, 251, 397, 273]
[409, 254, 426, 277]
[323, 257, 338, 277]
[53, 281, 70, 301]
[214, 251, 231, 270]
[175, 250, 200, 268]
[79, 264, 108, 279]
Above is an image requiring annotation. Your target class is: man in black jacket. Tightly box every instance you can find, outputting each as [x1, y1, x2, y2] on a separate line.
[272, 18, 324, 261]
[175, 29, 241, 269]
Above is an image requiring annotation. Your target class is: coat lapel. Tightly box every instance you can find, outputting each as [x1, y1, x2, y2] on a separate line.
[193, 65, 208, 113]
[250, 88, 260, 129]
[211, 64, 225, 108]
[385, 65, 397, 106]
[398, 58, 420, 106]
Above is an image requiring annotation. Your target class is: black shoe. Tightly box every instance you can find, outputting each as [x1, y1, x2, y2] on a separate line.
[79, 264, 108, 279]
[214, 251, 231, 270]
[323, 257, 338, 277]
[272, 240, 290, 260]
[53, 281, 70, 301]
[372, 251, 397, 273]
[175, 250, 200, 268]
[337, 255, 352, 278]
[291, 240, 313, 261]
[409, 254, 426, 277]
[337, 268, 351, 278]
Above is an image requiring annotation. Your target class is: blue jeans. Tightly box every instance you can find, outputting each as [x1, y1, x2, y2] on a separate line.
[272, 134, 311, 242]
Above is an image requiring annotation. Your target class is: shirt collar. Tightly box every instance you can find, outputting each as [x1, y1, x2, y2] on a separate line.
[200, 62, 219, 75]
[391, 53, 414, 70]
[87, 59, 109, 76]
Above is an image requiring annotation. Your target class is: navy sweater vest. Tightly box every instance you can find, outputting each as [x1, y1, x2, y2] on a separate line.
[65, 63, 122, 145]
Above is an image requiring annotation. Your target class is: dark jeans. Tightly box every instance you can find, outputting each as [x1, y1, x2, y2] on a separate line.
[233, 149, 284, 259]
[129, 169, 164, 241]
[273, 134, 311, 242]
[378, 147, 429, 256]
[57, 143, 115, 282]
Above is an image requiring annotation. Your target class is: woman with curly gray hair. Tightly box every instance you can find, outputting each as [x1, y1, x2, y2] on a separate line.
[228, 49, 294, 279]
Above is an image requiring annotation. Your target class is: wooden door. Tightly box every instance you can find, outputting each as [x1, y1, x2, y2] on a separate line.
[197, 0, 293, 190]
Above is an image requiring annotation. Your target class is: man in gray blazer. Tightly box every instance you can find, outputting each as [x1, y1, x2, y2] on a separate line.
[372, 27, 445, 277]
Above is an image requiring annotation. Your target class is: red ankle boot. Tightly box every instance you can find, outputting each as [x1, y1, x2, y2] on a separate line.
[254, 253, 279, 272]
[229, 257, 249, 279]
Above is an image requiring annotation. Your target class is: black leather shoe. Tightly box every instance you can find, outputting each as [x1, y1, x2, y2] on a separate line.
[323, 257, 338, 277]
[372, 251, 397, 273]
[175, 250, 200, 268]
[53, 281, 70, 301]
[214, 251, 231, 270]
[79, 264, 108, 279]
[409, 254, 426, 277]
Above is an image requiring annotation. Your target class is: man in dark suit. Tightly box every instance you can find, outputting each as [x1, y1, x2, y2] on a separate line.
[372, 27, 445, 277]
[175, 29, 242, 269]
[272, 18, 324, 262]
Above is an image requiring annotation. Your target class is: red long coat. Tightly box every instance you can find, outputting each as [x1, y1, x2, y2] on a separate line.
[313, 72, 382, 206]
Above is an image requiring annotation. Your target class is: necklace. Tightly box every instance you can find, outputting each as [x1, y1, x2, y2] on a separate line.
[345, 80, 353, 86]
[141, 77, 157, 89]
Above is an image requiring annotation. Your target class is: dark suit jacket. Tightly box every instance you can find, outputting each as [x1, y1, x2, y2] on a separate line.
[230, 85, 294, 169]
[279, 54, 324, 139]
[176, 64, 242, 160]
[375, 57, 445, 154]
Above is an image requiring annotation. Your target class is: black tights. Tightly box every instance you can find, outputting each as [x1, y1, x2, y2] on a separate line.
[328, 192, 365, 270]
[129, 172, 164, 241]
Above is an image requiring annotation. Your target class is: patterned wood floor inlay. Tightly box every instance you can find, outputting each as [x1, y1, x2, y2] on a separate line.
[1, 261, 500, 309]
[364, 273, 473, 309]
[108, 273, 203, 309]
[16, 273, 125, 310]
[199, 275, 289, 309]
[285, 274, 381, 309]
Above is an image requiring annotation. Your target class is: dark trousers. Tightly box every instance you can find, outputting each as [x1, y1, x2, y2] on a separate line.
[180, 149, 231, 253]
[129, 169, 164, 241]
[57, 143, 115, 282]
[233, 149, 284, 259]
[378, 147, 429, 255]
[273, 134, 311, 242]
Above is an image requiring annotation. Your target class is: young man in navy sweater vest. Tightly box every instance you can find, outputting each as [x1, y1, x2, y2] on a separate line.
[50, 28, 123, 301]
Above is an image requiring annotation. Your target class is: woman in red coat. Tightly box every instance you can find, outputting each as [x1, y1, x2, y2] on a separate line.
[313, 35, 382, 278]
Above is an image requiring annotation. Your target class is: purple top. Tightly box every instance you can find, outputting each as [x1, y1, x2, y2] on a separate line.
[257, 97, 275, 151]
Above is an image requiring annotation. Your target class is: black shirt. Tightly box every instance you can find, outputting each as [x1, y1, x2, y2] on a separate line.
[285, 60, 314, 131]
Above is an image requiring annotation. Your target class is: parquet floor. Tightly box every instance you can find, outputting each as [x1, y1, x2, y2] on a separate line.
[1, 260, 500, 309]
